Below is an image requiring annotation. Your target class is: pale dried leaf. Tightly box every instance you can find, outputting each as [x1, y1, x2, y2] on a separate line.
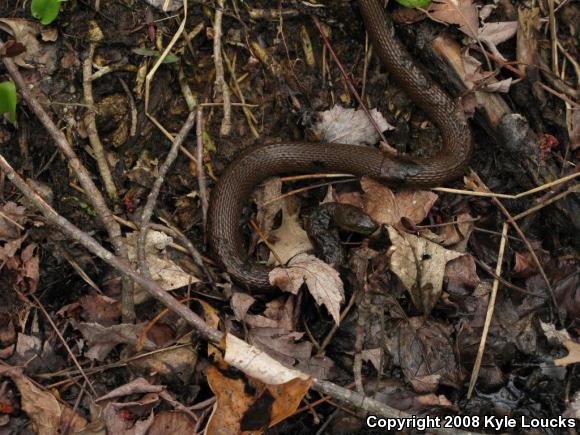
[269, 253, 344, 324]
[313, 105, 393, 146]
[540, 321, 571, 346]
[0, 19, 41, 67]
[125, 230, 199, 303]
[230, 292, 256, 321]
[361, 348, 382, 372]
[430, 0, 479, 39]
[224, 333, 310, 384]
[253, 177, 283, 237]
[479, 21, 518, 61]
[266, 197, 313, 266]
[387, 227, 463, 315]
[97, 378, 164, 402]
[142, 0, 183, 12]
[361, 177, 438, 226]
[439, 212, 475, 248]
[482, 77, 512, 93]
[554, 340, 580, 366]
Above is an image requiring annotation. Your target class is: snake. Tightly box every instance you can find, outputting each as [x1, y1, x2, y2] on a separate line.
[207, 0, 473, 290]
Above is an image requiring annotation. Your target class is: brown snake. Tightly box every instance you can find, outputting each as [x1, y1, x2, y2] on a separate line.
[207, 0, 473, 290]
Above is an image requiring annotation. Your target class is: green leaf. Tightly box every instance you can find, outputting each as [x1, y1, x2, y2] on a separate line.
[0, 81, 17, 124]
[31, 0, 61, 25]
[132, 48, 179, 64]
[394, 0, 432, 8]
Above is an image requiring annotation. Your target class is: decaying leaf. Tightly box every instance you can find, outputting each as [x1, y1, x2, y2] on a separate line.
[125, 230, 199, 304]
[438, 212, 475, 248]
[312, 105, 393, 146]
[0, 19, 41, 67]
[266, 197, 313, 266]
[207, 345, 310, 434]
[360, 177, 438, 226]
[430, 0, 479, 39]
[269, 253, 344, 324]
[76, 322, 156, 361]
[554, 340, 580, 367]
[540, 320, 571, 346]
[1, 365, 87, 435]
[253, 177, 283, 238]
[563, 391, 580, 419]
[147, 411, 196, 435]
[387, 227, 463, 315]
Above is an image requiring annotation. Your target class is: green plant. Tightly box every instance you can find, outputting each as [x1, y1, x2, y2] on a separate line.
[31, 0, 61, 25]
[394, 0, 432, 8]
[0, 81, 17, 124]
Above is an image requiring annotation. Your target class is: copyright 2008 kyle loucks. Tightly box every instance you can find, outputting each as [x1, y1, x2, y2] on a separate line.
[365, 415, 577, 431]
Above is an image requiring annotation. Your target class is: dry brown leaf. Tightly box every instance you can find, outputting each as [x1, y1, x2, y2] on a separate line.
[206, 356, 310, 434]
[361, 177, 438, 226]
[0, 202, 26, 241]
[231, 292, 256, 321]
[266, 197, 313, 266]
[0, 19, 41, 67]
[76, 322, 156, 361]
[513, 251, 539, 278]
[147, 411, 196, 435]
[539, 321, 571, 346]
[554, 340, 580, 366]
[125, 230, 199, 304]
[439, 212, 475, 248]
[387, 227, 463, 315]
[430, 0, 479, 39]
[482, 77, 513, 93]
[313, 105, 393, 145]
[269, 253, 344, 324]
[1, 365, 87, 435]
[254, 177, 283, 237]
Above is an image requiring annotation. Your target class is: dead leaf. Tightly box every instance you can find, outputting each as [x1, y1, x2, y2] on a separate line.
[430, 0, 479, 39]
[387, 227, 463, 315]
[125, 230, 199, 304]
[361, 177, 438, 226]
[444, 254, 480, 295]
[0, 202, 26, 241]
[478, 21, 518, 61]
[563, 391, 580, 419]
[384, 318, 465, 392]
[513, 251, 539, 278]
[230, 292, 256, 321]
[1, 365, 87, 434]
[79, 294, 121, 326]
[76, 322, 156, 361]
[96, 378, 164, 402]
[313, 105, 393, 145]
[245, 297, 295, 331]
[482, 77, 512, 93]
[539, 321, 571, 346]
[439, 212, 475, 248]
[249, 327, 311, 368]
[147, 411, 196, 435]
[269, 253, 344, 324]
[554, 340, 580, 366]
[253, 177, 283, 238]
[0, 19, 41, 67]
[206, 355, 310, 434]
[266, 197, 313, 266]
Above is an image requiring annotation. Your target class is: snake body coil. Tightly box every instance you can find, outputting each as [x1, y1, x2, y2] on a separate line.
[207, 0, 473, 289]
